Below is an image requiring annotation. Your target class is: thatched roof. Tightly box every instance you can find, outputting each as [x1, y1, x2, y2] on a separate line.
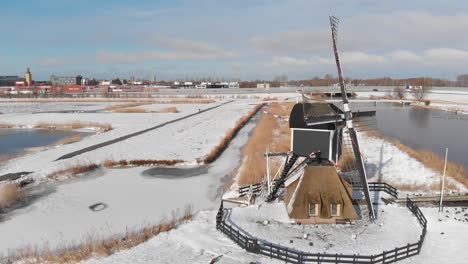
[284, 165, 358, 220]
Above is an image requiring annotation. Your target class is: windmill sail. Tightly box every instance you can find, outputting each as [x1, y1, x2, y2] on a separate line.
[329, 16, 376, 220]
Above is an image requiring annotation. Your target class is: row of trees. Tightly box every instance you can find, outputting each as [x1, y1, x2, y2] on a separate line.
[392, 86, 430, 101]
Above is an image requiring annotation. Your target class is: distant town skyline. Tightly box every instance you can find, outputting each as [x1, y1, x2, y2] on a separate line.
[1, 0, 468, 80]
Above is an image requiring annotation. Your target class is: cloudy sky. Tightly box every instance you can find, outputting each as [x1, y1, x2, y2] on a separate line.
[1, 0, 468, 80]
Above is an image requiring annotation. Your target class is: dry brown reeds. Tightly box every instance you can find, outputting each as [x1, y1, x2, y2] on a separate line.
[154, 106, 179, 113]
[163, 99, 215, 104]
[0, 154, 18, 165]
[56, 135, 81, 145]
[262, 96, 278, 101]
[34, 121, 112, 133]
[0, 182, 22, 209]
[337, 151, 357, 172]
[200, 103, 265, 164]
[237, 102, 294, 186]
[7, 205, 193, 263]
[0, 123, 16, 129]
[47, 163, 100, 181]
[364, 130, 468, 188]
[309, 92, 326, 101]
[102, 159, 185, 168]
[104, 103, 152, 113]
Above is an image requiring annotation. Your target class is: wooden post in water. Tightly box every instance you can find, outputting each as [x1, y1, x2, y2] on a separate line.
[439, 148, 448, 212]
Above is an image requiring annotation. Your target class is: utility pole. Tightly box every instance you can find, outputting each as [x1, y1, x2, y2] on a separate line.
[439, 148, 448, 212]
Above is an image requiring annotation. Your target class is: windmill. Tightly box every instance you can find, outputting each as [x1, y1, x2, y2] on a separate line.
[263, 16, 375, 222]
[329, 15, 375, 220]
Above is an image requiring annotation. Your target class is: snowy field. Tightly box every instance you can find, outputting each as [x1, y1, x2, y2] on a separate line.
[0, 100, 255, 180]
[0, 106, 259, 255]
[227, 198, 421, 255]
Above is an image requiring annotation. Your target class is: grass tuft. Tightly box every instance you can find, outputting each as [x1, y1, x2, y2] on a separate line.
[47, 162, 100, 181]
[0, 182, 22, 209]
[154, 106, 179, 113]
[56, 135, 81, 145]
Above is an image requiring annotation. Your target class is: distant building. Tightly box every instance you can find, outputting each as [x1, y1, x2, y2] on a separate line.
[50, 75, 83, 86]
[0, 76, 24, 86]
[257, 83, 270, 89]
[25, 68, 32, 86]
[63, 85, 83, 94]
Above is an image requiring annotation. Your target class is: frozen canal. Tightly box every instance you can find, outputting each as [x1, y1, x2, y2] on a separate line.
[353, 103, 468, 170]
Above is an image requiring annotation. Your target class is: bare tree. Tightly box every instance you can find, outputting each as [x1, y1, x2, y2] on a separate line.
[392, 87, 405, 99]
[411, 86, 431, 101]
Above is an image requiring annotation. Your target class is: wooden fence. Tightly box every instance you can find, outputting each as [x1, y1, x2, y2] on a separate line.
[216, 196, 427, 263]
[239, 181, 398, 198]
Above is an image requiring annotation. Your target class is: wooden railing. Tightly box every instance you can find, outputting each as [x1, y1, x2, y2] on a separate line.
[240, 181, 398, 198]
[216, 195, 427, 264]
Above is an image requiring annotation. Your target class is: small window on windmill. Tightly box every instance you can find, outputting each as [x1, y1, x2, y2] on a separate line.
[309, 203, 319, 217]
[331, 203, 341, 217]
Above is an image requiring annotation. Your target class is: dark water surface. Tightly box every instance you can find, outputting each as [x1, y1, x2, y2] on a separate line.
[0, 129, 89, 156]
[353, 103, 468, 170]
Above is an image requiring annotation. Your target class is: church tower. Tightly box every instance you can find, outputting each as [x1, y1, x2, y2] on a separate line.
[25, 68, 32, 86]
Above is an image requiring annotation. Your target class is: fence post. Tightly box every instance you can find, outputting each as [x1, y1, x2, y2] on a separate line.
[335, 253, 338, 264]
[318, 253, 321, 264]
[383, 251, 386, 264]
[395, 247, 398, 261]
[406, 243, 410, 257]
[353, 254, 356, 264]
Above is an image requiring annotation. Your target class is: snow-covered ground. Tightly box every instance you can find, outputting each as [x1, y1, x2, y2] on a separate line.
[0, 100, 255, 179]
[77, 205, 468, 264]
[399, 207, 468, 264]
[228, 198, 421, 255]
[0, 110, 258, 255]
[81, 210, 274, 264]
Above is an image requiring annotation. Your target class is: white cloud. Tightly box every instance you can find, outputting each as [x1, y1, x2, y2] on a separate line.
[151, 37, 236, 57]
[265, 56, 314, 67]
[251, 11, 468, 55]
[251, 31, 331, 54]
[96, 38, 237, 64]
[388, 50, 421, 62]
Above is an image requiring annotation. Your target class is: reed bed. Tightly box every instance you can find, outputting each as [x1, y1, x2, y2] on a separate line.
[0, 182, 22, 209]
[34, 121, 112, 133]
[0, 123, 16, 129]
[47, 163, 100, 181]
[237, 102, 294, 186]
[154, 107, 179, 113]
[199, 103, 265, 164]
[55, 135, 81, 145]
[5, 205, 193, 264]
[102, 159, 185, 168]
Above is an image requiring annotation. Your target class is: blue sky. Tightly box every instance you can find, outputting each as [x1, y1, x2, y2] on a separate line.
[1, 0, 468, 80]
